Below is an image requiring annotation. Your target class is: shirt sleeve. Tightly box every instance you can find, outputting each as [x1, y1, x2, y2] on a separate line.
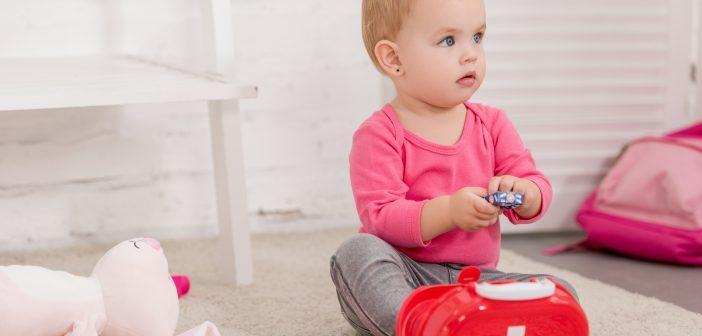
[490, 108, 552, 224]
[349, 120, 430, 248]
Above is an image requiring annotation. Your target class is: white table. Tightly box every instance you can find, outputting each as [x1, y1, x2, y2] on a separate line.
[0, 0, 257, 285]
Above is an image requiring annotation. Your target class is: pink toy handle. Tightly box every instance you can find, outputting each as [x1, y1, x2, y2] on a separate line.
[171, 274, 190, 298]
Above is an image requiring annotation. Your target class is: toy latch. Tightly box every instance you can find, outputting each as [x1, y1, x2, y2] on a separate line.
[457, 266, 556, 301]
[476, 277, 556, 301]
[457, 266, 481, 283]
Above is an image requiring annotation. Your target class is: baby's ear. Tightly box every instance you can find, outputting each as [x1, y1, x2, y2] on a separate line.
[374, 40, 403, 76]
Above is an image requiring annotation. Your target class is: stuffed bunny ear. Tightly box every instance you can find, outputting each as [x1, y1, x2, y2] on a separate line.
[175, 322, 221, 336]
[64, 314, 104, 336]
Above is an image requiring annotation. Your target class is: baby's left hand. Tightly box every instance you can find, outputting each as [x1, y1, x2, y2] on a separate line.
[488, 175, 541, 219]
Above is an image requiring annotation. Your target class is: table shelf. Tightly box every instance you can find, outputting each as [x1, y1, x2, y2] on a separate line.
[0, 55, 257, 111]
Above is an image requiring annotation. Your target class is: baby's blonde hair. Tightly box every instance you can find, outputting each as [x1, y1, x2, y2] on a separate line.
[361, 0, 413, 73]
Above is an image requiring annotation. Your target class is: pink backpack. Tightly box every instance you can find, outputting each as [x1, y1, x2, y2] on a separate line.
[549, 122, 702, 265]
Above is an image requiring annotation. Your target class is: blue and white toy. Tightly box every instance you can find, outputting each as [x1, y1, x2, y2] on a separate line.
[484, 191, 523, 210]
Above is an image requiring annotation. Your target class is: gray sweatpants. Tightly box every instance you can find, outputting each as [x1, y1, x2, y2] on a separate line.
[329, 233, 579, 336]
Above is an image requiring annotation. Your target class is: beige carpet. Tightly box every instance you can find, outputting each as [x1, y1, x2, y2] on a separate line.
[2, 227, 702, 335]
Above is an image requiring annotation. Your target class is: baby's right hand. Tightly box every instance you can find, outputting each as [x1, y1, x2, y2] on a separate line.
[449, 187, 501, 232]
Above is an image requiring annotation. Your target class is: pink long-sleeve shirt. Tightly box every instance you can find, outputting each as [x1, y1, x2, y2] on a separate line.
[349, 101, 552, 268]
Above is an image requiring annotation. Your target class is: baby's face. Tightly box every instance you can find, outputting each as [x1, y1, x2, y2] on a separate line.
[395, 0, 486, 107]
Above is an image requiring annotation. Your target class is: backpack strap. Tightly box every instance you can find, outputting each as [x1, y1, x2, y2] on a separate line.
[542, 239, 592, 256]
[666, 121, 702, 138]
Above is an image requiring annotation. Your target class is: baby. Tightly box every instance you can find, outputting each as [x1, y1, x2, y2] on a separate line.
[329, 0, 579, 335]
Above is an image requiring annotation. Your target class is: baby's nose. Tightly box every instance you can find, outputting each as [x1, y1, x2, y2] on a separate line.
[462, 54, 477, 64]
[142, 238, 162, 252]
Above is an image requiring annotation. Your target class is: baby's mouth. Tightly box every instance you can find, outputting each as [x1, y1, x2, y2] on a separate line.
[458, 71, 476, 81]
[457, 71, 477, 86]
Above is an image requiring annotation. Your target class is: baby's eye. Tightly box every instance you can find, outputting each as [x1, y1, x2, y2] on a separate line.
[472, 32, 484, 44]
[438, 36, 455, 47]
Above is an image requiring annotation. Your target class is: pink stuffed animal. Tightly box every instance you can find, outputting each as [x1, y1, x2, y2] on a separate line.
[0, 238, 221, 336]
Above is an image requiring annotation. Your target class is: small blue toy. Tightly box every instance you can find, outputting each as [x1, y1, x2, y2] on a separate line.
[484, 191, 523, 210]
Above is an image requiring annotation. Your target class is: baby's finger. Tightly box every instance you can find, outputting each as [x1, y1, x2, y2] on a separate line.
[474, 219, 491, 229]
[513, 182, 528, 202]
[498, 176, 517, 192]
[488, 176, 502, 194]
[473, 197, 499, 215]
[474, 209, 495, 220]
[465, 186, 488, 197]
[512, 180, 527, 196]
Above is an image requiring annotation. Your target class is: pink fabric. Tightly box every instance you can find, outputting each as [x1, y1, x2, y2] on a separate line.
[144, 238, 163, 252]
[171, 275, 191, 298]
[595, 136, 702, 230]
[0, 270, 105, 336]
[578, 194, 702, 265]
[350, 102, 552, 268]
[0, 238, 222, 336]
[573, 121, 702, 265]
[668, 121, 702, 138]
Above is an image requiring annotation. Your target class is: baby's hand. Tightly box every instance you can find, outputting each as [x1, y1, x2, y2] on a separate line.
[449, 187, 500, 232]
[488, 175, 541, 219]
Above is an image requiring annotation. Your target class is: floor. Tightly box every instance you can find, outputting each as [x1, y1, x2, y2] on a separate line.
[3, 227, 701, 336]
[502, 231, 702, 314]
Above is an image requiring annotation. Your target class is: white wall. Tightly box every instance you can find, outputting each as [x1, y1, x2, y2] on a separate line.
[0, 0, 379, 248]
[1, 1, 700, 248]
[382, 0, 699, 234]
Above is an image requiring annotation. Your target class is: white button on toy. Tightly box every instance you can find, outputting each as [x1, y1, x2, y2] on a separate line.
[475, 278, 556, 301]
[507, 326, 526, 336]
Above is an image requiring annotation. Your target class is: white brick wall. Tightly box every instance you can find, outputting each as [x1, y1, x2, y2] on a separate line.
[0, 0, 378, 248]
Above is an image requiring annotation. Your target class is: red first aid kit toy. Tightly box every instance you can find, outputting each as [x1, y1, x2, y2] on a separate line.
[396, 266, 588, 336]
